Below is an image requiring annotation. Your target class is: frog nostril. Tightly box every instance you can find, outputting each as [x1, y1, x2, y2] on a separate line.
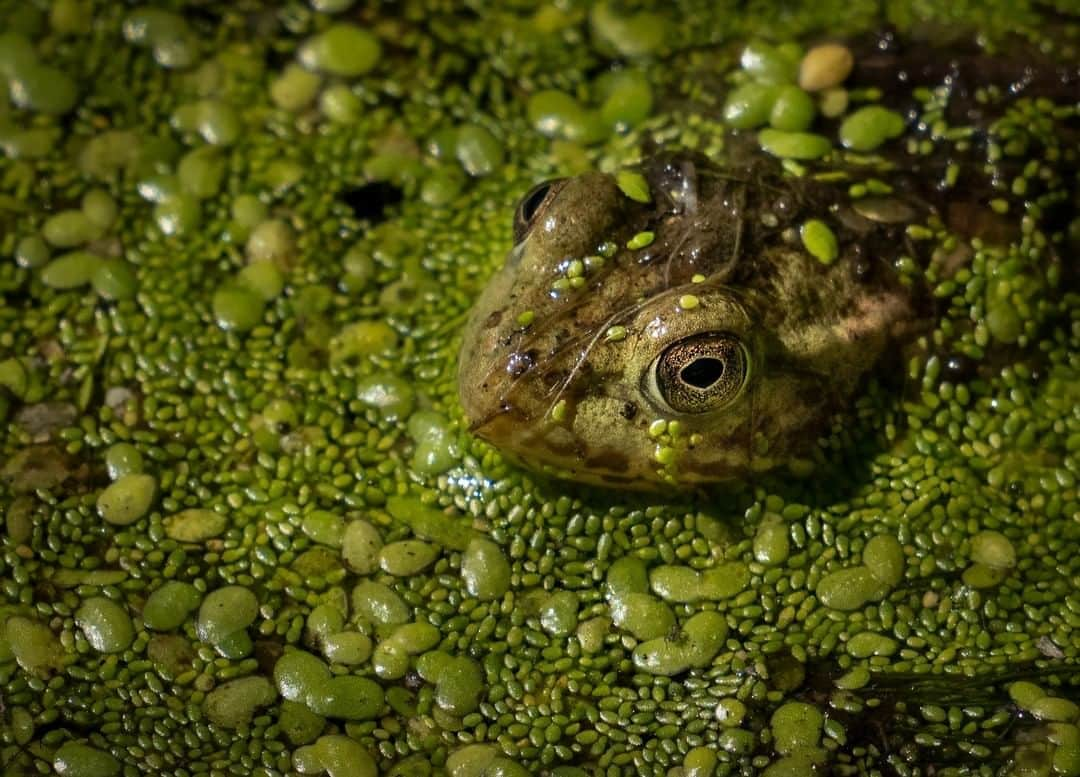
[681, 357, 725, 389]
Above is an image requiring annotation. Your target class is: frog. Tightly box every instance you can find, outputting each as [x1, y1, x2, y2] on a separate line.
[458, 145, 927, 489]
[458, 33, 1078, 490]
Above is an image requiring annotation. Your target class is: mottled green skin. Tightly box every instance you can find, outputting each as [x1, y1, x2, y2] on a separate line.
[460, 149, 920, 488]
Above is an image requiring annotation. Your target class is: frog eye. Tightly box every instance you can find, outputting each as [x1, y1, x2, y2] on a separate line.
[513, 178, 565, 243]
[647, 333, 750, 414]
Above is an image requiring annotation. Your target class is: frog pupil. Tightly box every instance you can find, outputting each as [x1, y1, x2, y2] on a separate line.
[681, 358, 725, 389]
[519, 184, 551, 224]
[514, 181, 560, 243]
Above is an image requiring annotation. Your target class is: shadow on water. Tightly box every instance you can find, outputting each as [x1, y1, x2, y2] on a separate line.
[799, 659, 1080, 773]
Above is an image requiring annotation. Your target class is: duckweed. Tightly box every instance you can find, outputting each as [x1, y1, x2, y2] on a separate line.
[433, 655, 484, 715]
[590, 3, 668, 58]
[527, 90, 595, 141]
[753, 516, 791, 565]
[197, 585, 258, 645]
[52, 742, 121, 777]
[9, 62, 78, 114]
[302, 510, 346, 547]
[310, 675, 384, 720]
[461, 538, 511, 601]
[204, 676, 277, 729]
[798, 43, 854, 91]
[446, 744, 499, 777]
[372, 643, 408, 679]
[237, 260, 285, 301]
[91, 259, 138, 300]
[270, 63, 321, 110]
[862, 533, 905, 586]
[174, 98, 242, 145]
[1029, 697, 1080, 723]
[378, 539, 439, 576]
[275, 649, 332, 706]
[42, 210, 99, 247]
[341, 520, 384, 574]
[846, 631, 898, 658]
[407, 410, 459, 475]
[649, 564, 702, 603]
[163, 507, 227, 542]
[0, 358, 29, 399]
[352, 580, 410, 625]
[723, 82, 779, 129]
[75, 597, 134, 654]
[716, 698, 748, 727]
[816, 565, 889, 611]
[597, 69, 653, 130]
[539, 590, 580, 637]
[323, 632, 373, 665]
[39, 250, 101, 289]
[770, 701, 823, 754]
[212, 284, 265, 331]
[616, 170, 651, 203]
[382, 621, 441, 655]
[456, 124, 503, 177]
[330, 320, 399, 362]
[1008, 680, 1046, 708]
[248, 219, 296, 264]
[970, 529, 1017, 569]
[701, 562, 751, 599]
[740, 41, 801, 84]
[121, 6, 196, 67]
[312, 734, 378, 777]
[769, 84, 816, 131]
[633, 610, 728, 676]
[95, 473, 156, 526]
[14, 235, 50, 268]
[305, 602, 344, 638]
[178, 146, 226, 198]
[320, 83, 362, 123]
[299, 23, 381, 77]
[610, 592, 675, 640]
[5, 616, 64, 675]
[1, 3, 1077, 776]
[142, 581, 202, 631]
[153, 193, 200, 235]
[838, 105, 906, 151]
[799, 219, 839, 264]
[757, 128, 832, 159]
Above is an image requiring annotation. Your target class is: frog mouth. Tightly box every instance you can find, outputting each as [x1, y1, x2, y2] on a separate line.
[465, 407, 564, 462]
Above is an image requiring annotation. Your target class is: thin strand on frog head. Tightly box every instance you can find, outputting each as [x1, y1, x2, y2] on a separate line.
[538, 286, 697, 419]
[662, 225, 695, 289]
[660, 158, 699, 289]
[663, 177, 748, 289]
[728, 183, 746, 280]
[676, 156, 699, 215]
[538, 296, 657, 418]
[537, 280, 755, 420]
[746, 373, 757, 473]
[532, 275, 755, 411]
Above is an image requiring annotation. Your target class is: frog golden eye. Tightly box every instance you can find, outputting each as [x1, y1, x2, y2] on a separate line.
[513, 178, 565, 243]
[648, 333, 750, 414]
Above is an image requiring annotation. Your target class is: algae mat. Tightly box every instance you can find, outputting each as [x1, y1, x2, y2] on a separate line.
[0, 1, 1078, 776]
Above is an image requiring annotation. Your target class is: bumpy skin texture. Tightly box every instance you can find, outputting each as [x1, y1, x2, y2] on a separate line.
[459, 149, 922, 488]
